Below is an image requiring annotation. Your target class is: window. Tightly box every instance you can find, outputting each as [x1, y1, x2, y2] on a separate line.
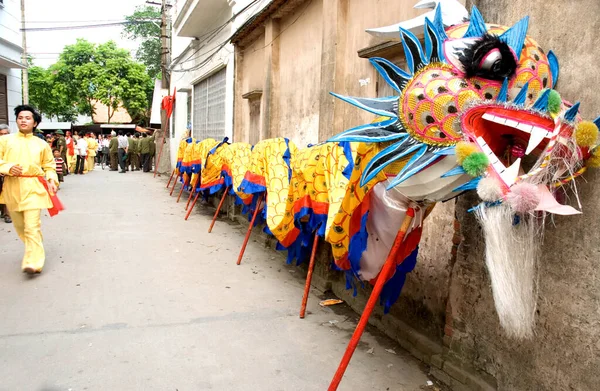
[0, 74, 8, 125]
[192, 68, 226, 140]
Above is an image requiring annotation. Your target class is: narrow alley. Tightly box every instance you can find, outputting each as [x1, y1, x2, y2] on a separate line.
[0, 169, 430, 390]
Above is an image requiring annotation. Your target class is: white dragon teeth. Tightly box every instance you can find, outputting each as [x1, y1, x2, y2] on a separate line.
[499, 158, 521, 187]
[482, 111, 552, 155]
[476, 136, 506, 172]
[516, 123, 533, 133]
[525, 126, 549, 154]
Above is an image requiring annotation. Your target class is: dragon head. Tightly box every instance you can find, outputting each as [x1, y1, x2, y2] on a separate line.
[330, 5, 597, 208]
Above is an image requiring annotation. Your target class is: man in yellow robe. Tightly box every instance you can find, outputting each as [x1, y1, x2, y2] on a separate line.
[86, 132, 98, 173]
[0, 105, 58, 274]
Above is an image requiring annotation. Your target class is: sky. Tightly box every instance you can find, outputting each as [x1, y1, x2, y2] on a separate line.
[25, 0, 149, 68]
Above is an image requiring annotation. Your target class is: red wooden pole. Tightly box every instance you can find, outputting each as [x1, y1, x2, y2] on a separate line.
[169, 173, 180, 196]
[166, 169, 175, 188]
[185, 176, 199, 210]
[184, 189, 201, 221]
[328, 208, 415, 391]
[299, 231, 320, 319]
[208, 186, 230, 233]
[176, 177, 189, 203]
[236, 193, 265, 266]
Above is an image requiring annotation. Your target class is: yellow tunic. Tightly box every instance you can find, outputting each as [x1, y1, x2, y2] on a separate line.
[0, 132, 58, 212]
[87, 138, 98, 157]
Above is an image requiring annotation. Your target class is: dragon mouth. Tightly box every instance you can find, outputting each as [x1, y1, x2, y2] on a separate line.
[462, 105, 558, 187]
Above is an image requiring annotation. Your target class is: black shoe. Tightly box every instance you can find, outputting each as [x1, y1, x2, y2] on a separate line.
[119, 170, 126, 173]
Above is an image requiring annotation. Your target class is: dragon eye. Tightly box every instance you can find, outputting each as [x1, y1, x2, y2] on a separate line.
[479, 48, 502, 72]
[444, 34, 518, 81]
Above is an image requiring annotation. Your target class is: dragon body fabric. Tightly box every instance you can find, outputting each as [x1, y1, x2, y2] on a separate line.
[185, 5, 599, 339]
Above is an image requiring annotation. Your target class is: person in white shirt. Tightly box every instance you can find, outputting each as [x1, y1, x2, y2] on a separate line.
[117, 131, 129, 173]
[75, 133, 88, 174]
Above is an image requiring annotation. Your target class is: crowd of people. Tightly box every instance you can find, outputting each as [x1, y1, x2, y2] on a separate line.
[35, 128, 157, 178]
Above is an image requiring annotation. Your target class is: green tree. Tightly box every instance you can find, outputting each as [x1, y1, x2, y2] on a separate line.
[34, 39, 154, 124]
[52, 38, 98, 117]
[122, 5, 162, 80]
[28, 65, 77, 122]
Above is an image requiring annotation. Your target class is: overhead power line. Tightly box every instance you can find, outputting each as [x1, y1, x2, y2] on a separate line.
[21, 20, 160, 32]
[25, 19, 143, 24]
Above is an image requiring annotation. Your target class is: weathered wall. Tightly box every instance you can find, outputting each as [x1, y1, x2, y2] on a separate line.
[325, 0, 425, 140]
[277, 0, 323, 146]
[235, 33, 266, 143]
[444, 1, 600, 390]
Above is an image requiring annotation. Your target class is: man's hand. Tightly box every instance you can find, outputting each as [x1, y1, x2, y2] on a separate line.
[9, 165, 23, 176]
[47, 180, 58, 194]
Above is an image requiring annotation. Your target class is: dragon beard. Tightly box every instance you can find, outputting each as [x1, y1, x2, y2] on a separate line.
[475, 203, 541, 339]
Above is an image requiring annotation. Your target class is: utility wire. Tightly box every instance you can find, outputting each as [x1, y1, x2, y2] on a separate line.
[25, 18, 158, 24]
[22, 20, 159, 32]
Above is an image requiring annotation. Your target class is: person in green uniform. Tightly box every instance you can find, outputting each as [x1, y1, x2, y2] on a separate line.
[55, 129, 68, 175]
[125, 133, 134, 171]
[148, 132, 156, 172]
[133, 133, 142, 171]
[108, 131, 119, 171]
[139, 133, 150, 172]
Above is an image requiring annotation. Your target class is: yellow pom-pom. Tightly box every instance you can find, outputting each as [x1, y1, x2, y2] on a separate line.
[587, 149, 600, 168]
[575, 121, 599, 148]
[455, 141, 479, 164]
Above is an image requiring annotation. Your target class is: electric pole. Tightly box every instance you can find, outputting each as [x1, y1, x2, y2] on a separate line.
[161, 0, 170, 93]
[20, 0, 29, 104]
[154, 0, 171, 176]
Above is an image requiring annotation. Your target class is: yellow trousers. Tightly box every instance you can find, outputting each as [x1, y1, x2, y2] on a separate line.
[68, 155, 76, 173]
[10, 209, 45, 272]
[86, 155, 95, 173]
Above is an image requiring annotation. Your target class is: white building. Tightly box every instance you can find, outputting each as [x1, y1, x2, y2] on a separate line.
[163, 0, 268, 168]
[0, 0, 24, 130]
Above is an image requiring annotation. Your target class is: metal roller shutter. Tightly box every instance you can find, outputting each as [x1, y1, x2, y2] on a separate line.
[192, 68, 226, 140]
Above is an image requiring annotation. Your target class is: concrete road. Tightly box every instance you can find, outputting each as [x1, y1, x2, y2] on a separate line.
[0, 167, 430, 391]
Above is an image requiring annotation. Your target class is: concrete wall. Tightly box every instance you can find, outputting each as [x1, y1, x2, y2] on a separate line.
[0, 0, 21, 47]
[439, 1, 600, 390]
[277, 0, 323, 146]
[0, 0, 23, 131]
[234, 33, 265, 143]
[322, 0, 424, 139]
